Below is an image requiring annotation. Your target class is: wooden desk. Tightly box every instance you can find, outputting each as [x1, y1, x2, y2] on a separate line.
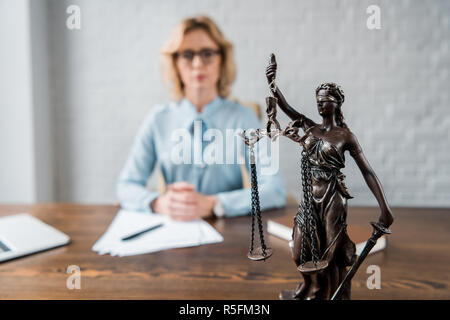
[0, 202, 449, 299]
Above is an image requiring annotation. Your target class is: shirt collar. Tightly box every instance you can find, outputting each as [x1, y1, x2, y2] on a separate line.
[180, 96, 222, 130]
[179, 96, 222, 117]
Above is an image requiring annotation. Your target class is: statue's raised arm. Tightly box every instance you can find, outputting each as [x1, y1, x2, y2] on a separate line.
[266, 54, 316, 132]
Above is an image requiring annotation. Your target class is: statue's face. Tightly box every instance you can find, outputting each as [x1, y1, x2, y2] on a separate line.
[316, 89, 338, 117]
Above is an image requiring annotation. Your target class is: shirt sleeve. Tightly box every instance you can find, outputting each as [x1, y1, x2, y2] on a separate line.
[116, 111, 161, 213]
[216, 108, 287, 217]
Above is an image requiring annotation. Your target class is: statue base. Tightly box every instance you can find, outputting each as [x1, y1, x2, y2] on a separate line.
[279, 290, 299, 300]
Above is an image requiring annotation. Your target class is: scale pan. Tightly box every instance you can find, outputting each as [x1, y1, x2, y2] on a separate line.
[248, 247, 273, 261]
[297, 260, 328, 274]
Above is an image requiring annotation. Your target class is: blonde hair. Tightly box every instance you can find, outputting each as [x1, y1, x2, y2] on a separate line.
[161, 16, 236, 100]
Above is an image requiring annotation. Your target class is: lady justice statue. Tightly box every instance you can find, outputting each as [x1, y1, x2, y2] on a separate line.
[241, 54, 394, 300]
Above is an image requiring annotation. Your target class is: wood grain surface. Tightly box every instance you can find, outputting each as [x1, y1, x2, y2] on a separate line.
[0, 201, 448, 299]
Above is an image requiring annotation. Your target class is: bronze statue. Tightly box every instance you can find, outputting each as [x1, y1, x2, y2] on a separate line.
[241, 54, 394, 300]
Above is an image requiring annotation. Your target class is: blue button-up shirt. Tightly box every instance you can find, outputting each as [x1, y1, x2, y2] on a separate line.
[116, 96, 286, 217]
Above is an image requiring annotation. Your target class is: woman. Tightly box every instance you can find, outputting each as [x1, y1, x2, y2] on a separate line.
[266, 62, 394, 300]
[116, 16, 286, 220]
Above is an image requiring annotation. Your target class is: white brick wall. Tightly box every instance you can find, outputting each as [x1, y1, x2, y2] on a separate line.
[46, 0, 450, 207]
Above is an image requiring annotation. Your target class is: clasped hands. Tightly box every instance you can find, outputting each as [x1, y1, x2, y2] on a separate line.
[151, 182, 217, 221]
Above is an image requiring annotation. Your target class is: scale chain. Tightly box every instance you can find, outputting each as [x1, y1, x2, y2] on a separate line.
[249, 146, 256, 254]
[249, 145, 268, 257]
[300, 149, 320, 265]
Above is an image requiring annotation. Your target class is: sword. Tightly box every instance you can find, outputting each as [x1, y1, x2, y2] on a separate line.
[331, 221, 392, 300]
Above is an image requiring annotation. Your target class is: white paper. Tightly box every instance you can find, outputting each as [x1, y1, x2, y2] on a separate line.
[92, 210, 223, 257]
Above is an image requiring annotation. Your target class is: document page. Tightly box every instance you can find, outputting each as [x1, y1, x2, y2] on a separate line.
[92, 210, 223, 257]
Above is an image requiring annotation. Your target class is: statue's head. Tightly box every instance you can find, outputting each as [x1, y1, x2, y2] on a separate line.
[315, 83, 347, 128]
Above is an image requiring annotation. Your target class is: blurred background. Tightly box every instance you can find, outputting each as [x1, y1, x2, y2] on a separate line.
[0, 0, 448, 207]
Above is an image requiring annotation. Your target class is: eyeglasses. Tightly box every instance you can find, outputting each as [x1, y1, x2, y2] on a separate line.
[174, 48, 221, 65]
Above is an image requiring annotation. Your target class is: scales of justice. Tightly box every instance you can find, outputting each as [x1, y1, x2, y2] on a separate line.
[239, 54, 394, 300]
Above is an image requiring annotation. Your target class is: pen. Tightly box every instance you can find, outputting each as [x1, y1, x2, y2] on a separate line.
[121, 223, 164, 241]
